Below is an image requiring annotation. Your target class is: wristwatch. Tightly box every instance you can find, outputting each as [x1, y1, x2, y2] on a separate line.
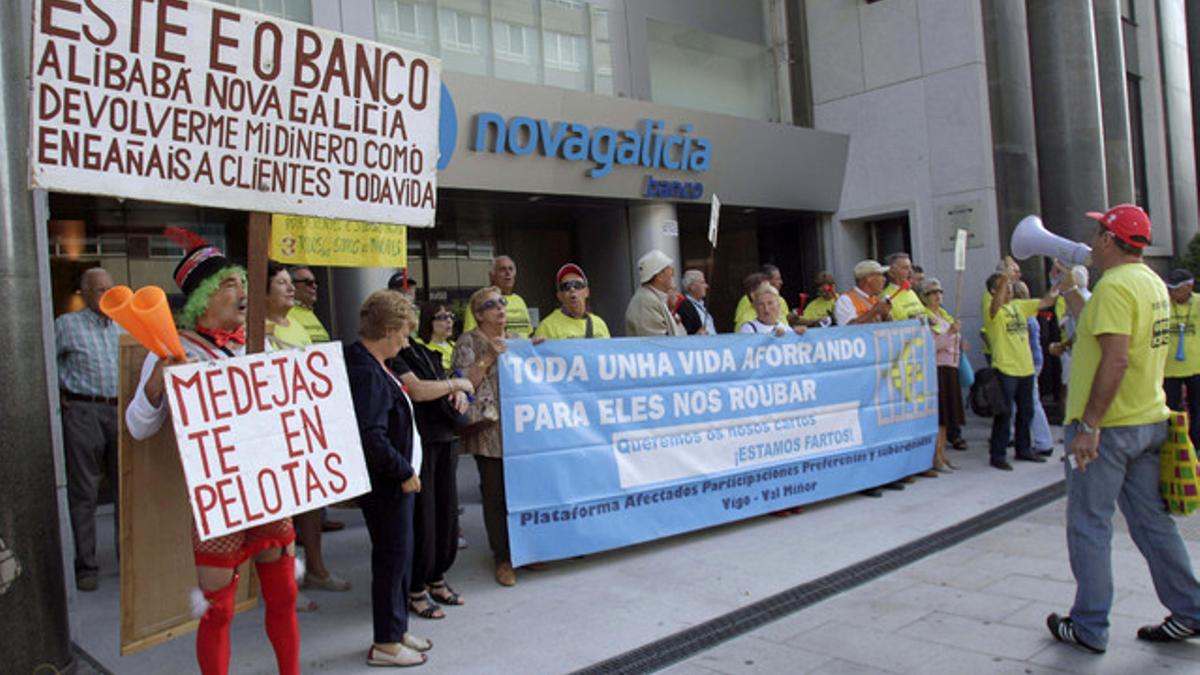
[1078, 420, 1100, 435]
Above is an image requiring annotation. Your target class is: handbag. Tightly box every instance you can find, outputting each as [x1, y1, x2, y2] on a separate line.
[1160, 411, 1200, 516]
[958, 353, 975, 389]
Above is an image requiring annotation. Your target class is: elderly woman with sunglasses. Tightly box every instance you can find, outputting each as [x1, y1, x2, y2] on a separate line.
[452, 286, 522, 586]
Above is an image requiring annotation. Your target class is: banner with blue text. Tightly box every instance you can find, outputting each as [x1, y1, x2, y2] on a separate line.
[499, 321, 938, 566]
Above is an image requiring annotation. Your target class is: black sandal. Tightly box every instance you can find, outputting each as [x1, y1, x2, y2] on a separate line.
[408, 593, 445, 619]
[428, 581, 465, 606]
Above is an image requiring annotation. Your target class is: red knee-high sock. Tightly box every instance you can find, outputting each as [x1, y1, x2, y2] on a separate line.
[256, 554, 300, 675]
[196, 575, 238, 675]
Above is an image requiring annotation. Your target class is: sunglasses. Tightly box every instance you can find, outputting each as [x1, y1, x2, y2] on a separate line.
[433, 312, 455, 321]
[292, 279, 316, 286]
[478, 297, 508, 312]
[559, 280, 588, 292]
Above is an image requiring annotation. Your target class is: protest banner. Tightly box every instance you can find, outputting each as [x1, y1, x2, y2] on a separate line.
[164, 342, 370, 541]
[270, 214, 407, 268]
[499, 321, 937, 566]
[29, 0, 440, 226]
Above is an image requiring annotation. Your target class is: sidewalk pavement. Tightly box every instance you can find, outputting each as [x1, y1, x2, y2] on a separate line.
[67, 417, 1199, 673]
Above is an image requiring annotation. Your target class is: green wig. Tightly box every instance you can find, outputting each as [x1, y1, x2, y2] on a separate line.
[178, 265, 247, 330]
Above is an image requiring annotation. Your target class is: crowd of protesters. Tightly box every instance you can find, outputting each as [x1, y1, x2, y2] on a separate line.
[92, 210, 1200, 671]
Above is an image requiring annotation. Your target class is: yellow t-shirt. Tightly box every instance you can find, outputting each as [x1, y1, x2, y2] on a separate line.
[734, 295, 790, 332]
[533, 309, 611, 339]
[268, 318, 314, 349]
[801, 296, 837, 322]
[1165, 294, 1200, 378]
[287, 305, 329, 343]
[884, 284, 929, 321]
[463, 292, 533, 338]
[985, 298, 1040, 377]
[1066, 263, 1170, 427]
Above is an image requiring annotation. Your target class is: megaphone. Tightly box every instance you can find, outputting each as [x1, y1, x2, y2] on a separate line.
[1010, 215, 1091, 266]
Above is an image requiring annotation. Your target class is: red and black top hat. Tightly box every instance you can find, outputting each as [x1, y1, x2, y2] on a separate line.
[164, 227, 231, 297]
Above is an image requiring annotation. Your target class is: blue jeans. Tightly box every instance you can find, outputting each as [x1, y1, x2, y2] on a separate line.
[1064, 421, 1200, 647]
[991, 373, 1033, 460]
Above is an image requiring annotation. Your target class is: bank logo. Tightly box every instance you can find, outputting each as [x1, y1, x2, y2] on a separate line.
[874, 326, 936, 425]
[437, 83, 458, 171]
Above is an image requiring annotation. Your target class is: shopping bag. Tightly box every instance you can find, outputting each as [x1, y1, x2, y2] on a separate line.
[958, 354, 975, 389]
[1160, 411, 1200, 516]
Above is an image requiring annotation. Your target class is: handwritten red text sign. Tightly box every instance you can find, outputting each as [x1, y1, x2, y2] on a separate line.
[29, 0, 439, 226]
[165, 343, 370, 540]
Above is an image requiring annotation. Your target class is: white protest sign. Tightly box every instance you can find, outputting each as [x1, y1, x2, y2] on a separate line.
[954, 228, 968, 271]
[708, 193, 721, 247]
[29, 0, 440, 226]
[165, 342, 370, 540]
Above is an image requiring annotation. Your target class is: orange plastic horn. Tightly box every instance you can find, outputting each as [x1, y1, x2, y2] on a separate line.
[100, 286, 168, 358]
[131, 286, 186, 361]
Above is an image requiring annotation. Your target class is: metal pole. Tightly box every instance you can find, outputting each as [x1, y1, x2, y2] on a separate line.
[0, 0, 73, 670]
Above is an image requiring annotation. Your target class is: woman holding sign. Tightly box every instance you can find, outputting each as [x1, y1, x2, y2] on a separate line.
[453, 286, 518, 586]
[125, 231, 299, 675]
[919, 278, 965, 472]
[345, 290, 433, 667]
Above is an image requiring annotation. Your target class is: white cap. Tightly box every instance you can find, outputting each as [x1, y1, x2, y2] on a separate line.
[638, 249, 674, 284]
[853, 260, 888, 279]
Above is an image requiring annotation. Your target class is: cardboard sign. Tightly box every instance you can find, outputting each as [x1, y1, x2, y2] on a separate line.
[29, 0, 440, 226]
[164, 343, 370, 540]
[270, 214, 407, 267]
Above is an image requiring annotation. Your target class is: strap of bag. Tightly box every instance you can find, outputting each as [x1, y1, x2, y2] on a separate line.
[585, 314, 594, 339]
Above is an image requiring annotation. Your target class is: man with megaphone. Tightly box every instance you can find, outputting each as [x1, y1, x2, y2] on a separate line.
[1045, 204, 1200, 653]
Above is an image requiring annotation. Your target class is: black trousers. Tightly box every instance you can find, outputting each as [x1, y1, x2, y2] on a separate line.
[409, 442, 460, 593]
[474, 456, 509, 563]
[360, 489, 415, 644]
[991, 373, 1033, 460]
[1164, 375, 1200, 449]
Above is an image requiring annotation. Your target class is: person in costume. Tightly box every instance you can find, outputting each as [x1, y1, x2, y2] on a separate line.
[125, 228, 298, 675]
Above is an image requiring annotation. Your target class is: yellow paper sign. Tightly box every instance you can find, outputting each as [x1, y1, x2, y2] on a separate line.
[270, 215, 407, 268]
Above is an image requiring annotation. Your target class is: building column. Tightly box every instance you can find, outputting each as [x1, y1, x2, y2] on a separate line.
[0, 0, 72, 670]
[627, 202, 681, 291]
[1026, 0, 1108, 245]
[981, 0, 1041, 279]
[329, 267, 398, 342]
[1092, 0, 1135, 206]
[1157, 0, 1200, 253]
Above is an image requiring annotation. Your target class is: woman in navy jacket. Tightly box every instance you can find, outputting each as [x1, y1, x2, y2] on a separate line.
[345, 289, 432, 667]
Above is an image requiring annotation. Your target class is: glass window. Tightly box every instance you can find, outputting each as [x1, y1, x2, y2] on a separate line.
[373, 0, 611, 95]
[212, 0, 313, 24]
[646, 19, 776, 122]
[376, 0, 438, 54]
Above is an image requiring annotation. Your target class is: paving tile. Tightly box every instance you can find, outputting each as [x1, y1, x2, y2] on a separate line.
[916, 645, 1077, 675]
[978, 573, 1079, 603]
[895, 610, 1053, 660]
[884, 582, 1031, 622]
[783, 620, 955, 673]
[685, 636, 832, 674]
[803, 658, 895, 674]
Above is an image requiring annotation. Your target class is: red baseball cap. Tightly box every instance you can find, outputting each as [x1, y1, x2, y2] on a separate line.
[1086, 203, 1151, 248]
[556, 263, 587, 286]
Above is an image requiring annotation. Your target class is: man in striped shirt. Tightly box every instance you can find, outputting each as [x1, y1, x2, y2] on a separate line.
[54, 267, 121, 591]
